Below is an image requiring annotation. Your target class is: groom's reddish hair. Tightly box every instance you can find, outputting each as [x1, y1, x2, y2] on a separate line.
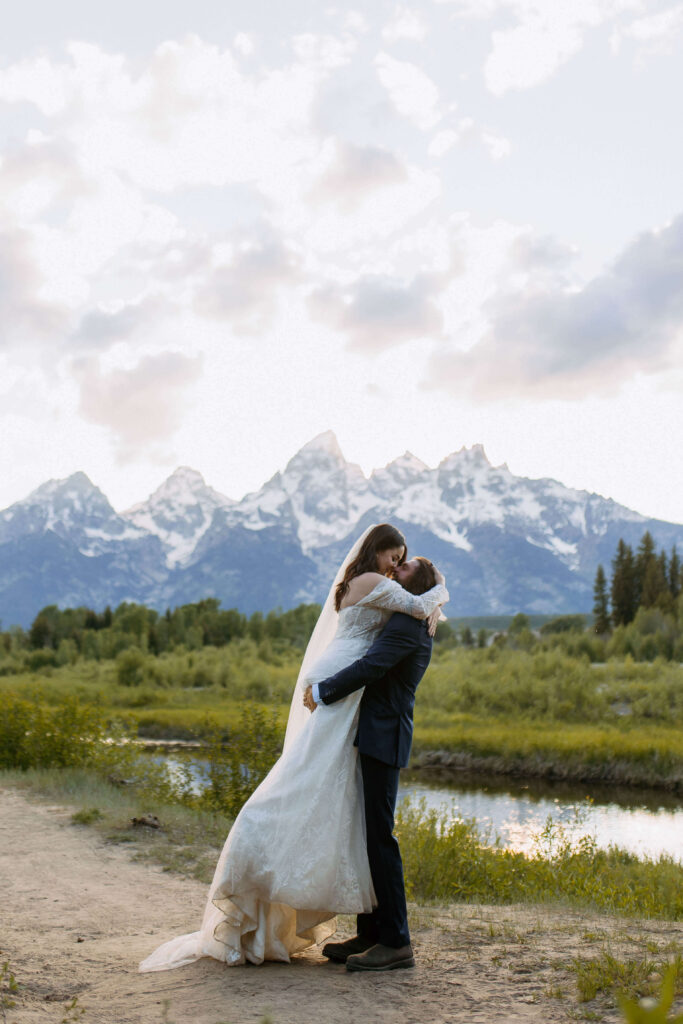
[402, 556, 437, 596]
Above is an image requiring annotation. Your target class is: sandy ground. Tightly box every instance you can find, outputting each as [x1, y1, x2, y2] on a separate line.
[2, 787, 683, 1024]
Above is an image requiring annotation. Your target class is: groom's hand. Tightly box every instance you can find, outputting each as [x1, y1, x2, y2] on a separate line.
[303, 685, 317, 712]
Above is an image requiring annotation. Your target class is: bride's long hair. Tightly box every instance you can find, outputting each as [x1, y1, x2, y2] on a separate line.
[334, 523, 406, 611]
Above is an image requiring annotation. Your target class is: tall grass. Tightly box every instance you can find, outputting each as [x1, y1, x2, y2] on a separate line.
[396, 800, 683, 920]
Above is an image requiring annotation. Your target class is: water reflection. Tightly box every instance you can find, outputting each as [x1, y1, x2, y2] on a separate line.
[401, 771, 683, 861]
[159, 753, 683, 862]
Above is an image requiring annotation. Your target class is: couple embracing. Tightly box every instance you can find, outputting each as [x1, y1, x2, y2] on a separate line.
[140, 523, 448, 974]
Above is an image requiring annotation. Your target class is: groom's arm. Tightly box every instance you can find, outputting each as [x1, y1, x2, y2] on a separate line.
[313, 613, 422, 706]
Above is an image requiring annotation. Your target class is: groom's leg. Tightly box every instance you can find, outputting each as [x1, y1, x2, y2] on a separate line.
[358, 752, 410, 949]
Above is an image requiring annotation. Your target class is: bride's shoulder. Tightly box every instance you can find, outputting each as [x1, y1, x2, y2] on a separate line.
[341, 572, 388, 607]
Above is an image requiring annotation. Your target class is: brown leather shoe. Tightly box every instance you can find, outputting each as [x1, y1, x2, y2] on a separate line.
[346, 943, 415, 972]
[322, 936, 375, 963]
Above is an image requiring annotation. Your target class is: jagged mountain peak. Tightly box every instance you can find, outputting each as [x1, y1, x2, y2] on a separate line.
[123, 466, 234, 567]
[387, 451, 429, 473]
[297, 430, 345, 460]
[283, 431, 352, 477]
[7, 473, 116, 526]
[3, 432, 683, 629]
[282, 432, 366, 491]
[370, 451, 431, 498]
[439, 444, 491, 472]
[27, 471, 106, 503]
[129, 466, 233, 513]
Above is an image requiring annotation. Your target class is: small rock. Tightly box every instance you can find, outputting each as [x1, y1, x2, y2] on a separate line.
[108, 774, 135, 786]
[131, 814, 161, 829]
[76, 937, 84, 943]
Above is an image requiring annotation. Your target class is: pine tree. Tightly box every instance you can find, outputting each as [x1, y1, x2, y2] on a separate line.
[641, 554, 668, 609]
[634, 531, 657, 607]
[669, 547, 681, 600]
[593, 564, 610, 634]
[611, 539, 636, 626]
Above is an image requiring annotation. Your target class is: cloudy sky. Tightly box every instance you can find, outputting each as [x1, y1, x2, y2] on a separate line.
[1, 0, 682, 522]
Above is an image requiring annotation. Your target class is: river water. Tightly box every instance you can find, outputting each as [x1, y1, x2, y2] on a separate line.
[161, 754, 683, 863]
[401, 771, 683, 862]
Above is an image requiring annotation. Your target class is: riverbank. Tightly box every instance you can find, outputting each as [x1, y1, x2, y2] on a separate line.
[3, 784, 683, 1024]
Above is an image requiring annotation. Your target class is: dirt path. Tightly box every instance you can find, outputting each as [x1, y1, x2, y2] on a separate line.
[2, 787, 682, 1024]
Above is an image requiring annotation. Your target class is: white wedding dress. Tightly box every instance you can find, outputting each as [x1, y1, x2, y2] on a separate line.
[139, 572, 448, 971]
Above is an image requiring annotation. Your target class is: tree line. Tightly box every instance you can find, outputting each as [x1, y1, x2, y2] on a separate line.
[0, 598, 322, 669]
[593, 531, 682, 633]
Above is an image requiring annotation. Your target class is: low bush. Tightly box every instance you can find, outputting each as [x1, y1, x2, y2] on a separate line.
[0, 690, 106, 770]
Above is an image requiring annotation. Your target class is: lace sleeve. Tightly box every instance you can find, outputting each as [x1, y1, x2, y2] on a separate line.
[362, 578, 449, 619]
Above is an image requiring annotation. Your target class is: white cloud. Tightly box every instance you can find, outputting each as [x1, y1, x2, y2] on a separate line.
[611, 4, 683, 58]
[308, 272, 444, 350]
[382, 6, 429, 43]
[73, 295, 173, 349]
[74, 350, 203, 462]
[482, 0, 638, 95]
[297, 156, 441, 257]
[481, 130, 511, 160]
[194, 231, 300, 334]
[307, 140, 407, 210]
[374, 51, 441, 130]
[427, 120, 511, 161]
[428, 129, 459, 157]
[0, 36, 342, 199]
[0, 226, 68, 345]
[291, 32, 358, 70]
[233, 33, 255, 57]
[427, 212, 683, 399]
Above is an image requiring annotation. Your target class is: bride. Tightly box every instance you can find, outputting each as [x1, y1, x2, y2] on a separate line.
[139, 523, 448, 971]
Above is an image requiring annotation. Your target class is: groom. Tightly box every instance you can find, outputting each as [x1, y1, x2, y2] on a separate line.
[303, 557, 442, 973]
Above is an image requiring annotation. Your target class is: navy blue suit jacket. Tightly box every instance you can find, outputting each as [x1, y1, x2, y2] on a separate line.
[316, 612, 432, 768]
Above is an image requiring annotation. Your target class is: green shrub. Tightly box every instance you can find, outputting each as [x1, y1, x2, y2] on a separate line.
[27, 649, 58, 671]
[199, 704, 283, 817]
[0, 690, 106, 770]
[116, 647, 148, 686]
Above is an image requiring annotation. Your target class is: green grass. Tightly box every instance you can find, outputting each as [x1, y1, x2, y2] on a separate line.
[397, 800, 683, 920]
[412, 715, 683, 788]
[3, 646, 683, 790]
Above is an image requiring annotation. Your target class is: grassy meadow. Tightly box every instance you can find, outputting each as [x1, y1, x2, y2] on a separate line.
[2, 632, 683, 788]
[3, 599, 683, 932]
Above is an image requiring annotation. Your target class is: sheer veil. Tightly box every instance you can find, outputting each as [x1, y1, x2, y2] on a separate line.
[282, 524, 376, 754]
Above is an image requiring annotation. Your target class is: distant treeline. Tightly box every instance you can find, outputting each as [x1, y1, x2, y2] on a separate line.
[0, 599, 322, 671]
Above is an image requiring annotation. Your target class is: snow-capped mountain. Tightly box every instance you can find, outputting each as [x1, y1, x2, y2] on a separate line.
[123, 467, 234, 567]
[1, 432, 681, 627]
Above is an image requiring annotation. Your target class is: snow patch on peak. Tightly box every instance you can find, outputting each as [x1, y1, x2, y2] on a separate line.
[439, 444, 491, 471]
[125, 468, 233, 518]
[386, 451, 430, 474]
[122, 466, 234, 567]
[28, 472, 104, 504]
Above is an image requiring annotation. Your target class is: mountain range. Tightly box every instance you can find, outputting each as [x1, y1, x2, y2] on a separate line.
[2, 431, 682, 628]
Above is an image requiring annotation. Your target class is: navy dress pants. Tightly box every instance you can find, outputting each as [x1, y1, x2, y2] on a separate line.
[356, 752, 410, 949]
